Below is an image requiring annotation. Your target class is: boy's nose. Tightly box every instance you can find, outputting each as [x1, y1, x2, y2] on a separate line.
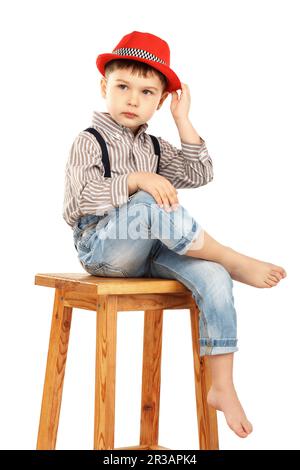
[128, 94, 139, 105]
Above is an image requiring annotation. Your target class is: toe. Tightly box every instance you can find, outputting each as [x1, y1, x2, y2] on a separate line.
[271, 270, 282, 281]
[269, 274, 280, 283]
[264, 279, 276, 287]
[273, 266, 287, 278]
[263, 281, 272, 288]
[235, 425, 249, 438]
[228, 419, 250, 438]
[243, 420, 253, 434]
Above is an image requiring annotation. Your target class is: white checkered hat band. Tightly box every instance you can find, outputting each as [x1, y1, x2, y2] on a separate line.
[112, 47, 167, 65]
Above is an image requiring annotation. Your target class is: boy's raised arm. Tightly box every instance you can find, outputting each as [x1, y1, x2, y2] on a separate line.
[153, 82, 214, 189]
[174, 116, 205, 146]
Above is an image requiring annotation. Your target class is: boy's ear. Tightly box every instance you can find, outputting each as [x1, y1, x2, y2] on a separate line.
[100, 77, 107, 98]
[157, 91, 170, 110]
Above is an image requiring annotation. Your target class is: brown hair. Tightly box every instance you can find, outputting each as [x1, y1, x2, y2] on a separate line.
[104, 58, 168, 94]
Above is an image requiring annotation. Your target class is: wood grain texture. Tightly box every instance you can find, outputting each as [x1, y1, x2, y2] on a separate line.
[35, 273, 219, 449]
[139, 309, 163, 447]
[94, 295, 118, 450]
[35, 273, 190, 295]
[190, 305, 219, 450]
[36, 288, 72, 449]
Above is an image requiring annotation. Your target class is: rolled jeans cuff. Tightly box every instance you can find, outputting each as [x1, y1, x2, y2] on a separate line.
[172, 220, 203, 255]
[199, 338, 239, 356]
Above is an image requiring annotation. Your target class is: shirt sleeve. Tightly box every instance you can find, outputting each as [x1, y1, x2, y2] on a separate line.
[66, 132, 129, 216]
[156, 135, 214, 188]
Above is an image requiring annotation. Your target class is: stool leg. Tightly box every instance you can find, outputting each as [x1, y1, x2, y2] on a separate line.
[94, 295, 118, 450]
[36, 288, 72, 450]
[140, 309, 163, 448]
[190, 305, 219, 450]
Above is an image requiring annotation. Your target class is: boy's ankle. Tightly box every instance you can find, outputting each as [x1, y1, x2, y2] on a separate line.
[209, 382, 235, 392]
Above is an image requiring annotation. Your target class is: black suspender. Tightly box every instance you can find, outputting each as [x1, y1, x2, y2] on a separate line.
[84, 127, 112, 177]
[149, 133, 161, 174]
[83, 127, 161, 176]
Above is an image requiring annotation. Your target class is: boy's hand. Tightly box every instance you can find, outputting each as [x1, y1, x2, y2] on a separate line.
[128, 172, 179, 211]
[170, 82, 190, 122]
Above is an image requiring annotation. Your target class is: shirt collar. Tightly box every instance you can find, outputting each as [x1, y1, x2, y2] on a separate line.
[91, 110, 148, 140]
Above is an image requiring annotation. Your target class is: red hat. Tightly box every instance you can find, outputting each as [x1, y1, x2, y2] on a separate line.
[96, 31, 182, 93]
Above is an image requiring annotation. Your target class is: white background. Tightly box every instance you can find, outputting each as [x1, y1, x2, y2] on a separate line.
[0, 0, 299, 450]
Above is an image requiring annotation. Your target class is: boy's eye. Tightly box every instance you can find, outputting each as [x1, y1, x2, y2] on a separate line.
[117, 84, 153, 95]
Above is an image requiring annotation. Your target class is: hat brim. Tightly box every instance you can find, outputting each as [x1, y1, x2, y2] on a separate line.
[96, 53, 181, 93]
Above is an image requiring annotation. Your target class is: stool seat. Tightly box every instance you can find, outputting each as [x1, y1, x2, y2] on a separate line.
[35, 272, 191, 294]
[35, 273, 219, 450]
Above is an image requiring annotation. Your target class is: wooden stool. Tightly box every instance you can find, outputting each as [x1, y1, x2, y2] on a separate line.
[35, 273, 219, 450]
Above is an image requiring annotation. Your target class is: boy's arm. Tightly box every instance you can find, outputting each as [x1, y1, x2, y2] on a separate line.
[66, 132, 130, 216]
[156, 117, 213, 189]
[175, 117, 205, 145]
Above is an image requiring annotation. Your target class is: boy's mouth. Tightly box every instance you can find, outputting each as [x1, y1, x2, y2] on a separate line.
[122, 112, 138, 118]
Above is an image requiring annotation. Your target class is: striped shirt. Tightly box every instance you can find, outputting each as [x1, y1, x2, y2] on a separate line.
[62, 111, 213, 228]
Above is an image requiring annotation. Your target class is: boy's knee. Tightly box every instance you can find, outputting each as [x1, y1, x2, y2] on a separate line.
[215, 264, 233, 289]
[208, 265, 234, 306]
[130, 190, 157, 206]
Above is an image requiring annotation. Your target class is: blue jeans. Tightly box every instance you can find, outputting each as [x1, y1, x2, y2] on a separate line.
[73, 190, 238, 356]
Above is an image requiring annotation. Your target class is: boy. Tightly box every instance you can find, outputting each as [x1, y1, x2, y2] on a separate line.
[63, 31, 287, 439]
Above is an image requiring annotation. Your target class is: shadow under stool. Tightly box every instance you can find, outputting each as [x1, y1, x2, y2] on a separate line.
[35, 273, 219, 450]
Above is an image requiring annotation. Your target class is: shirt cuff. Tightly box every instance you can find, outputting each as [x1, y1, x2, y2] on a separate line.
[181, 138, 209, 163]
[111, 174, 129, 207]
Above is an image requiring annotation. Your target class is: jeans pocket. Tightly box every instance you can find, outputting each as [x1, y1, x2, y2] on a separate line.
[82, 261, 128, 277]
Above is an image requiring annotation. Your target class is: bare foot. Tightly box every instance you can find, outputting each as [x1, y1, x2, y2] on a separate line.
[222, 248, 287, 288]
[207, 385, 253, 438]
